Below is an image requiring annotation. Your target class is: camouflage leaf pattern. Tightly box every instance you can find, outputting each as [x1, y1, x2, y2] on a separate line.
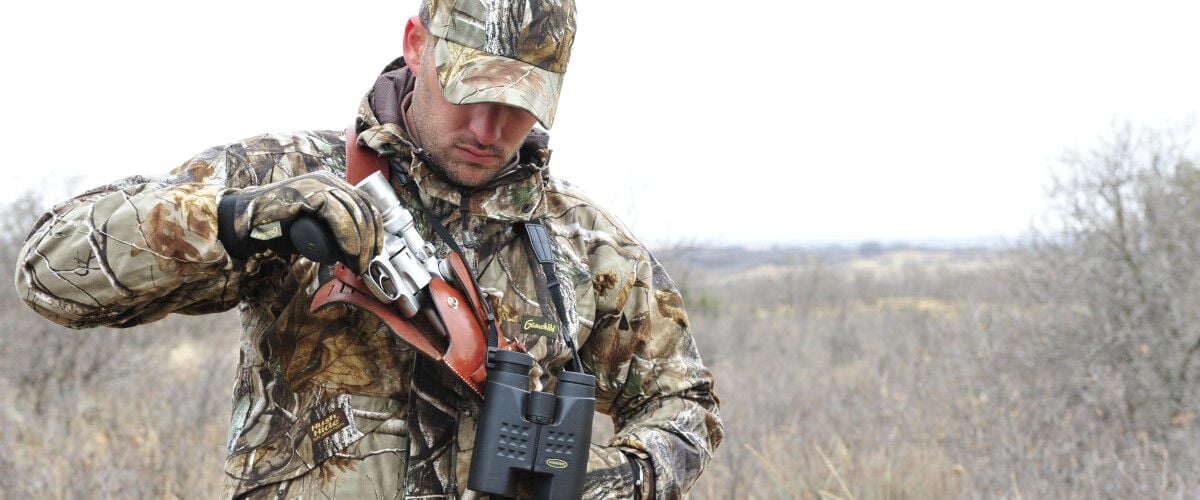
[421, 0, 576, 128]
[14, 61, 722, 499]
[222, 170, 384, 274]
[435, 37, 564, 130]
[421, 0, 575, 72]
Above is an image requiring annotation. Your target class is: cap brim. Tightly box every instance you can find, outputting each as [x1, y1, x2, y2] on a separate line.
[434, 37, 563, 129]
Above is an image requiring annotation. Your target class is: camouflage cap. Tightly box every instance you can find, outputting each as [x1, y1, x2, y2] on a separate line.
[420, 0, 576, 129]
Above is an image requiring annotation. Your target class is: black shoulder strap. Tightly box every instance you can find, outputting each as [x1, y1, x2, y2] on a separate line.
[519, 220, 583, 373]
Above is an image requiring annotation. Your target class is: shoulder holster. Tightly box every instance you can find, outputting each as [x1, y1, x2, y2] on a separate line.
[307, 127, 522, 397]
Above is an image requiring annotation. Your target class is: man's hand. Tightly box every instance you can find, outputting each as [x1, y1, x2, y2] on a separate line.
[583, 445, 656, 499]
[217, 171, 383, 273]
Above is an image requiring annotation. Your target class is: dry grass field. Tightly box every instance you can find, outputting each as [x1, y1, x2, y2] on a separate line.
[667, 243, 1198, 499]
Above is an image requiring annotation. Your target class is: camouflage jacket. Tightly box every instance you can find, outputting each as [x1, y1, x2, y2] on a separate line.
[14, 60, 722, 499]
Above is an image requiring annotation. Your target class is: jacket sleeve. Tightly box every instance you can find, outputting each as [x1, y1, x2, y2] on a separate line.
[13, 131, 344, 329]
[583, 241, 724, 499]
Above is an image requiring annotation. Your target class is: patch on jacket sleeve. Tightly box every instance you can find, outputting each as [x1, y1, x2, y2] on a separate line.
[309, 394, 365, 463]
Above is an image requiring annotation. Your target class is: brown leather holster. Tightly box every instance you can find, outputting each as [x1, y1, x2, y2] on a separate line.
[307, 128, 522, 397]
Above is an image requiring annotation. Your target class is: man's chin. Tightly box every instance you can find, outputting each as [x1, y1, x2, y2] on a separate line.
[423, 149, 508, 188]
[440, 162, 498, 188]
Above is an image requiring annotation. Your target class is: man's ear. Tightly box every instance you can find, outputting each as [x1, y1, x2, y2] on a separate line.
[403, 15, 427, 74]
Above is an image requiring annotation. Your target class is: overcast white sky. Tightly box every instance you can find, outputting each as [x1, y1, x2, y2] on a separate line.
[3, 1, 1199, 247]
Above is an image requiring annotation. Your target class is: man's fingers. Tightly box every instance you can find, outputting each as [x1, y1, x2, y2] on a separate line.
[320, 187, 382, 273]
[232, 172, 382, 272]
[323, 189, 361, 254]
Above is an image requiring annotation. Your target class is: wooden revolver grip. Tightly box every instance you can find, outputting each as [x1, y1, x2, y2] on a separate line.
[310, 262, 521, 397]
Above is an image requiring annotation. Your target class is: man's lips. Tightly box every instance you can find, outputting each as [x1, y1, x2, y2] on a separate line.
[454, 145, 499, 164]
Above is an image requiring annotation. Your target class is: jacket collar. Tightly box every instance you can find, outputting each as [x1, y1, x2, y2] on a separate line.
[353, 57, 553, 223]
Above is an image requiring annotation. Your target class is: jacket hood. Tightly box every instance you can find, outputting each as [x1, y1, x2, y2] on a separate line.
[352, 57, 553, 222]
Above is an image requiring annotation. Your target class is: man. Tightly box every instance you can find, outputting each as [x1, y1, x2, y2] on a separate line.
[14, 1, 723, 498]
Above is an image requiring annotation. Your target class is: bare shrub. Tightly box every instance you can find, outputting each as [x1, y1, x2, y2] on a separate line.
[993, 121, 1200, 496]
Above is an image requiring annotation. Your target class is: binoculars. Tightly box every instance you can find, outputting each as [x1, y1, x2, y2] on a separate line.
[469, 350, 596, 500]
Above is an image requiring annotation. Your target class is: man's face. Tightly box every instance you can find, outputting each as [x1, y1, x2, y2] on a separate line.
[405, 25, 539, 188]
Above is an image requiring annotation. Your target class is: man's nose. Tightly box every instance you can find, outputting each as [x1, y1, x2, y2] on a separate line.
[466, 103, 505, 146]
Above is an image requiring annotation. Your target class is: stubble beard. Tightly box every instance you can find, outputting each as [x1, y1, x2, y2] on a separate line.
[408, 102, 508, 189]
